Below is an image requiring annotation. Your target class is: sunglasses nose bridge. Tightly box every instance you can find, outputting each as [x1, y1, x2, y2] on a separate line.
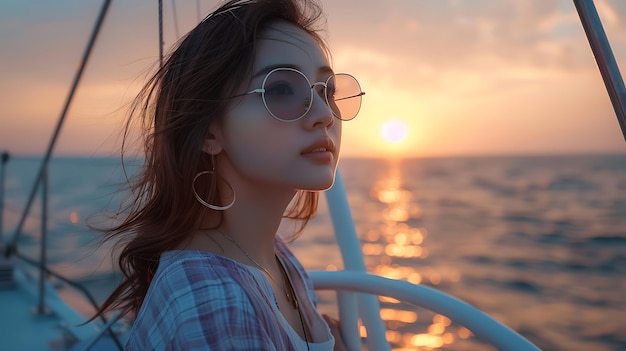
[310, 81, 327, 97]
[307, 82, 331, 110]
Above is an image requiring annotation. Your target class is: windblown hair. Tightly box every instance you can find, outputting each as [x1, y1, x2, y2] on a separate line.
[94, 0, 327, 320]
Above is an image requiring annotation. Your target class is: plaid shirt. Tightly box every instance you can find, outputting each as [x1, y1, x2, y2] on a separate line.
[124, 238, 333, 350]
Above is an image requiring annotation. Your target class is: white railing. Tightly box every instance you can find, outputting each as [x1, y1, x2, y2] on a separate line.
[311, 271, 541, 351]
[322, 171, 541, 350]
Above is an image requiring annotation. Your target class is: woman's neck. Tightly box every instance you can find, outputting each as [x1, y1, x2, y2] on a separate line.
[192, 180, 296, 267]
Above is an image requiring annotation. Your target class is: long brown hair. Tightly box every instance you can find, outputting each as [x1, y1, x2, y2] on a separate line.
[95, 0, 327, 320]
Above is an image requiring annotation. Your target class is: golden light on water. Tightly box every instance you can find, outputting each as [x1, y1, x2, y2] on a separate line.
[70, 211, 79, 224]
[376, 188, 411, 203]
[380, 309, 418, 323]
[458, 327, 473, 339]
[362, 243, 385, 255]
[379, 296, 401, 304]
[433, 314, 452, 326]
[374, 265, 416, 280]
[362, 161, 471, 349]
[384, 243, 423, 258]
[428, 322, 445, 334]
[360, 314, 463, 349]
[360, 325, 368, 338]
[365, 230, 379, 242]
[384, 207, 410, 222]
[429, 272, 442, 285]
[394, 315, 455, 349]
[386, 330, 403, 344]
[394, 232, 408, 245]
[442, 332, 456, 344]
[410, 333, 444, 348]
[407, 272, 422, 285]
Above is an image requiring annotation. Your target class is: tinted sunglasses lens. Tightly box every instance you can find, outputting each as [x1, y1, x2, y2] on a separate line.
[263, 70, 311, 121]
[327, 74, 362, 121]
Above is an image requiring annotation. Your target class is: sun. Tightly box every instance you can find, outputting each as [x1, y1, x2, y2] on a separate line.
[381, 120, 408, 144]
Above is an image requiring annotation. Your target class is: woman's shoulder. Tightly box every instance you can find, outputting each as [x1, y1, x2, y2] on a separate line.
[153, 250, 254, 297]
[139, 250, 257, 314]
[127, 251, 281, 350]
[159, 249, 247, 273]
[134, 250, 263, 330]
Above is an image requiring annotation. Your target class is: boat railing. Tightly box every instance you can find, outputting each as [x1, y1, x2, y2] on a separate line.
[0, 1, 123, 349]
[0, 152, 7, 243]
[0, 152, 14, 290]
[0, 156, 124, 351]
[310, 270, 542, 351]
[321, 172, 543, 350]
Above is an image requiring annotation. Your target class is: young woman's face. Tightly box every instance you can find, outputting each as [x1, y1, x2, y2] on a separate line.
[216, 21, 341, 192]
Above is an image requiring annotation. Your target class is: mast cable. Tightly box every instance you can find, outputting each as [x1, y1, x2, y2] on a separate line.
[574, 0, 626, 140]
[5, 0, 113, 258]
[158, 0, 164, 66]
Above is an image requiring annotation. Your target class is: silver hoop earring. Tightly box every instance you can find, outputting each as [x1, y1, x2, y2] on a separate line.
[192, 171, 236, 211]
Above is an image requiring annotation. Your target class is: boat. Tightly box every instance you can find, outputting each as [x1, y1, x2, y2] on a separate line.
[1, 0, 623, 350]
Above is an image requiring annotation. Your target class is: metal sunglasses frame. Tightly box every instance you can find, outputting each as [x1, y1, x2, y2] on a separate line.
[236, 67, 365, 122]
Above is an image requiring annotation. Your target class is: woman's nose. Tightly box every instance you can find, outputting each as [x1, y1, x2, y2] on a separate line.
[305, 84, 334, 129]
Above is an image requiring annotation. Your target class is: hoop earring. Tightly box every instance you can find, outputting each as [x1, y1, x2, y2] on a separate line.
[192, 171, 236, 211]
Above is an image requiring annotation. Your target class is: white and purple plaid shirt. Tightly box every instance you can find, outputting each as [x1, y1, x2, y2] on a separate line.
[124, 237, 334, 350]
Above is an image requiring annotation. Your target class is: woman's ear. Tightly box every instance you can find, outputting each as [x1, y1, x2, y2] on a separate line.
[202, 138, 221, 155]
[202, 124, 224, 155]
[202, 134, 222, 155]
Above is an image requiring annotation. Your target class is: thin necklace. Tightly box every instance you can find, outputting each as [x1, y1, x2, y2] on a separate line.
[276, 252, 310, 351]
[218, 231, 310, 350]
[219, 231, 296, 307]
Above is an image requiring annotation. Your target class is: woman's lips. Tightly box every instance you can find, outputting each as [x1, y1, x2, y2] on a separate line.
[301, 138, 335, 163]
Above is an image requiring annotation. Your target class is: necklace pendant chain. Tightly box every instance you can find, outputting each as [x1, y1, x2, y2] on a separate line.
[277, 254, 299, 309]
[219, 231, 297, 309]
[217, 230, 309, 350]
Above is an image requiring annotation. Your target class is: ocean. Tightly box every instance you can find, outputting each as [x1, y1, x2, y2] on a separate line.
[2, 155, 626, 350]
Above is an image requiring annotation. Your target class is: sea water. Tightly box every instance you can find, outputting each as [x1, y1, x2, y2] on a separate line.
[2, 155, 625, 351]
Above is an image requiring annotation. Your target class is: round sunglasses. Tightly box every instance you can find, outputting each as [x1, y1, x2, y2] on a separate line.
[234, 67, 365, 122]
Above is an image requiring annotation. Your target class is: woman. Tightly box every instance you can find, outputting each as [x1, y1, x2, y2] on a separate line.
[95, 0, 364, 349]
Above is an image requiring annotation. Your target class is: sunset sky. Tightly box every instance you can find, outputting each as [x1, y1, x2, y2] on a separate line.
[1, 0, 625, 158]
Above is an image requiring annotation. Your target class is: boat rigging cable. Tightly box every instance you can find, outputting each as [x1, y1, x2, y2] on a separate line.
[159, 0, 164, 66]
[1, 0, 124, 349]
[574, 0, 626, 140]
[5, 0, 112, 258]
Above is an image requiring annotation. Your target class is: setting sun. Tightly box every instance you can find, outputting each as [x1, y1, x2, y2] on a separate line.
[382, 120, 408, 144]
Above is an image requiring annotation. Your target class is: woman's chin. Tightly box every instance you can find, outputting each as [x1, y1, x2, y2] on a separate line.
[303, 175, 336, 192]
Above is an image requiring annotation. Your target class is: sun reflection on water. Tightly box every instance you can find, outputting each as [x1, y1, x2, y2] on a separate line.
[365, 160, 471, 349]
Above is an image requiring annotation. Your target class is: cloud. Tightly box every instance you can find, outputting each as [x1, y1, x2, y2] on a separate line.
[325, 0, 624, 73]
